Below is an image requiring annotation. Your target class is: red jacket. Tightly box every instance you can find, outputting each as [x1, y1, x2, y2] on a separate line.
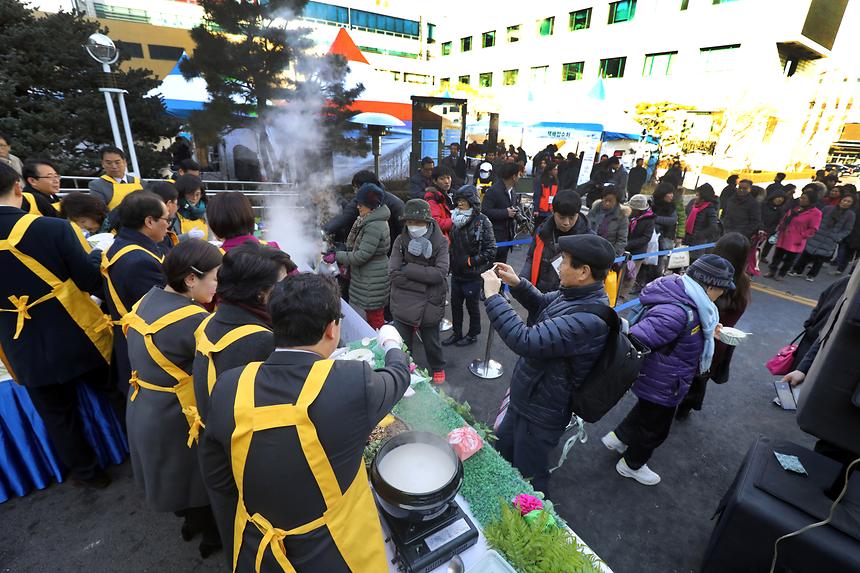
[424, 188, 452, 238]
[776, 206, 822, 253]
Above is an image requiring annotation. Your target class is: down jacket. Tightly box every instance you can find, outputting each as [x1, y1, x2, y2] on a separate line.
[721, 194, 762, 238]
[424, 187, 453, 239]
[775, 205, 822, 254]
[685, 200, 720, 246]
[485, 280, 610, 430]
[630, 275, 704, 407]
[587, 200, 629, 256]
[521, 214, 591, 293]
[336, 204, 391, 309]
[449, 187, 496, 281]
[804, 205, 856, 258]
[388, 222, 450, 327]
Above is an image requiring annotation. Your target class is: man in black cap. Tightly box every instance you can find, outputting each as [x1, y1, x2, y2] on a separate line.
[481, 234, 616, 493]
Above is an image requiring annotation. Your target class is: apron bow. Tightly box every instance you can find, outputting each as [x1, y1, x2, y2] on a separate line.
[129, 370, 141, 401]
[182, 406, 205, 447]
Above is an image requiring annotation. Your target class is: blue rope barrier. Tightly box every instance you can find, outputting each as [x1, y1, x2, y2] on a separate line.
[496, 235, 717, 261]
[495, 238, 536, 247]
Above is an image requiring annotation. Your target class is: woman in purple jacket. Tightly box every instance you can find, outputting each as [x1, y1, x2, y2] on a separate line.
[602, 254, 735, 485]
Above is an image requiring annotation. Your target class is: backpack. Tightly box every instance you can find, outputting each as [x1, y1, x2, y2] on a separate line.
[567, 304, 651, 423]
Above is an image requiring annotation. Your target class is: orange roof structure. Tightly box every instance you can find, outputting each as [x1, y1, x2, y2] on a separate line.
[327, 27, 369, 65]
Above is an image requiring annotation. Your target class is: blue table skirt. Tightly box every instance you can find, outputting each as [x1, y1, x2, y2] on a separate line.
[0, 378, 128, 503]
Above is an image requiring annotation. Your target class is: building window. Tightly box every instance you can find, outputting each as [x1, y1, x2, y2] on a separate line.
[303, 2, 349, 25]
[530, 65, 549, 84]
[441, 41, 451, 56]
[482, 30, 495, 48]
[537, 16, 555, 36]
[427, 22, 436, 43]
[700, 44, 741, 71]
[681, 0, 689, 9]
[562, 61, 585, 81]
[569, 8, 592, 30]
[460, 36, 472, 52]
[506, 25, 520, 43]
[503, 69, 519, 86]
[351, 9, 420, 38]
[599, 56, 627, 78]
[404, 73, 430, 84]
[713, 0, 740, 4]
[116, 41, 144, 59]
[441, 77, 450, 89]
[608, 0, 637, 24]
[643, 51, 677, 77]
[148, 44, 185, 61]
[479, 72, 493, 87]
[458, 74, 471, 85]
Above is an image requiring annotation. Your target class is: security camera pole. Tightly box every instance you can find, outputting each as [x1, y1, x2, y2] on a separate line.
[84, 33, 141, 177]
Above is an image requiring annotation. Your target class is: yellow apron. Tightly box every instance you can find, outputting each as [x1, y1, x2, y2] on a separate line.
[0, 214, 112, 364]
[101, 175, 143, 211]
[69, 221, 93, 254]
[194, 315, 270, 395]
[230, 361, 388, 573]
[178, 213, 208, 237]
[20, 192, 41, 215]
[100, 245, 164, 318]
[124, 302, 209, 447]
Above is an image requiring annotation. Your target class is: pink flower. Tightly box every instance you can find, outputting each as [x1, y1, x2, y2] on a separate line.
[409, 362, 417, 373]
[512, 494, 543, 516]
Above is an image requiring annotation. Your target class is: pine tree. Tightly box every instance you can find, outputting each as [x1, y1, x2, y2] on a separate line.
[181, 0, 366, 181]
[0, 2, 179, 176]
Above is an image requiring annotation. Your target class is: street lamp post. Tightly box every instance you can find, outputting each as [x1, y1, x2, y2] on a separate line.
[348, 112, 406, 176]
[84, 33, 141, 177]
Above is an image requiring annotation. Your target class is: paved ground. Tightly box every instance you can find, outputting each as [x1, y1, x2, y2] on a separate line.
[0, 245, 843, 573]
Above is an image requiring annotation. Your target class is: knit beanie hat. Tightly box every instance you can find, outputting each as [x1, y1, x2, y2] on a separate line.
[356, 183, 383, 209]
[402, 199, 434, 224]
[686, 254, 735, 290]
[626, 194, 649, 211]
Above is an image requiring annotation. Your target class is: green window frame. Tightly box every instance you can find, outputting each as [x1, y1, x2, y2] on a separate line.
[458, 74, 471, 85]
[506, 25, 521, 43]
[461, 36, 472, 52]
[538, 16, 555, 36]
[608, 0, 637, 24]
[642, 51, 677, 77]
[503, 69, 519, 86]
[482, 31, 496, 48]
[598, 56, 627, 78]
[441, 41, 451, 56]
[479, 72, 493, 87]
[562, 61, 584, 81]
[569, 8, 592, 31]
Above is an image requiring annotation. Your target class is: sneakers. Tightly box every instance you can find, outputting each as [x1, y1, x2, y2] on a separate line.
[455, 335, 478, 347]
[805, 275, 815, 282]
[616, 458, 661, 486]
[601, 431, 628, 454]
[763, 271, 775, 278]
[432, 370, 446, 385]
[830, 270, 844, 276]
[787, 271, 802, 277]
[442, 333, 463, 346]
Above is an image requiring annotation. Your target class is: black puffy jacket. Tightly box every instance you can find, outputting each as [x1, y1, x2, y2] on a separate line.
[450, 186, 496, 280]
[485, 280, 610, 430]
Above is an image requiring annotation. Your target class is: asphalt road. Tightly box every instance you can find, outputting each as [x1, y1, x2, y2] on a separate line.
[0, 245, 843, 573]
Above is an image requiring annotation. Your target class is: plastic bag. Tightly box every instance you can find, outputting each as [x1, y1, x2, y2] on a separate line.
[644, 230, 660, 265]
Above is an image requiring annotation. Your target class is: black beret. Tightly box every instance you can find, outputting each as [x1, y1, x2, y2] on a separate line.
[557, 234, 616, 270]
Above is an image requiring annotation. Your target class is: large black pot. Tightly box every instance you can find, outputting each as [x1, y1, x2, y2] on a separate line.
[370, 431, 464, 523]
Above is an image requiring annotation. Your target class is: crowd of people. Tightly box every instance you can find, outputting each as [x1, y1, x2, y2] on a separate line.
[1, 131, 857, 571]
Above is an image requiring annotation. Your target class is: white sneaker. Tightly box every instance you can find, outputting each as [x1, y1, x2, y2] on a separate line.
[616, 458, 661, 485]
[601, 431, 628, 454]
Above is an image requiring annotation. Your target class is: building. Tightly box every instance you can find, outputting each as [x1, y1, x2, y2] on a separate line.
[429, 0, 859, 175]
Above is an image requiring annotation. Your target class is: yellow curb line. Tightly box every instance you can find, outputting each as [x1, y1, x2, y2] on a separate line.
[750, 282, 817, 308]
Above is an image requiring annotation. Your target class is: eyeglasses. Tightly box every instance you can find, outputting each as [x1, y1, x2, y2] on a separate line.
[34, 174, 60, 180]
[103, 160, 124, 166]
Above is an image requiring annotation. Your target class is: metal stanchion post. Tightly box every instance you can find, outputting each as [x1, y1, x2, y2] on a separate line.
[440, 298, 452, 332]
[469, 326, 503, 379]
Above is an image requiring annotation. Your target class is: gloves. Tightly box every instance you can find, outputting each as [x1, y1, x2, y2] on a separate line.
[187, 228, 206, 240]
[407, 237, 433, 258]
[377, 324, 403, 353]
[323, 251, 337, 264]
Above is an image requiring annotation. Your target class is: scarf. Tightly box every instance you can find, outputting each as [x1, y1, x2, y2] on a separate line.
[181, 199, 207, 220]
[231, 301, 273, 327]
[346, 214, 366, 249]
[680, 274, 719, 373]
[452, 208, 473, 229]
[629, 208, 653, 234]
[685, 201, 712, 235]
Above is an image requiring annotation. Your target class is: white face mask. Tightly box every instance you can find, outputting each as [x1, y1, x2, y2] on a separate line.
[407, 225, 428, 238]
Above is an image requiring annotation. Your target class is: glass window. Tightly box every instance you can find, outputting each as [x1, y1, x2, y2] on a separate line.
[530, 65, 549, 84]
[427, 23, 436, 43]
[700, 44, 741, 71]
[569, 8, 592, 30]
[642, 51, 677, 76]
[441, 41, 451, 56]
[461, 36, 472, 52]
[482, 30, 495, 48]
[608, 0, 637, 24]
[458, 74, 471, 85]
[148, 44, 185, 61]
[713, 0, 740, 4]
[404, 73, 430, 84]
[562, 61, 584, 81]
[116, 41, 144, 59]
[538, 16, 555, 36]
[441, 77, 450, 89]
[506, 25, 520, 43]
[681, 0, 689, 9]
[598, 56, 627, 78]
[350, 9, 419, 37]
[303, 2, 349, 24]
[479, 72, 493, 87]
[503, 69, 519, 85]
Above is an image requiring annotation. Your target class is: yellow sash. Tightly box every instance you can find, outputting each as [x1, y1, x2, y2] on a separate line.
[125, 301, 209, 446]
[0, 214, 112, 364]
[193, 315, 270, 395]
[100, 245, 164, 318]
[229, 361, 388, 573]
[20, 192, 40, 216]
[100, 175, 143, 211]
[178, 213, 208, 237]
